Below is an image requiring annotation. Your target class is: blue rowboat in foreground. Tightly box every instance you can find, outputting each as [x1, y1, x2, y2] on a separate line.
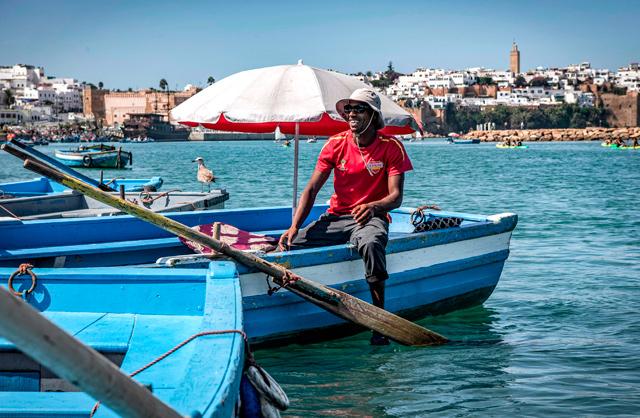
[0, 205, 517, 346]
[0, 176, 163, 198]
[0, 262, 244, 417]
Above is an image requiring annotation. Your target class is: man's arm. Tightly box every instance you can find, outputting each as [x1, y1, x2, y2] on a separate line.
[278, 170, 331, 249]
[351, 173, 405, 225]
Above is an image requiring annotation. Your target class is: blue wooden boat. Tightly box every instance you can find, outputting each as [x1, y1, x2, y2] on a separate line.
[54, 144, 132, 169]
[0, 262, 244, 417]
[0, 177, 163, 198]
[0, 205, 517, 346]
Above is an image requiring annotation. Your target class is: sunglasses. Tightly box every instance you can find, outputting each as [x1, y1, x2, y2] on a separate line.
[343, 104, 370, 114]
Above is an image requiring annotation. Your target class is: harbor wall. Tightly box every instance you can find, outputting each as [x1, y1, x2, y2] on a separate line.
[462, 127, 640, 142]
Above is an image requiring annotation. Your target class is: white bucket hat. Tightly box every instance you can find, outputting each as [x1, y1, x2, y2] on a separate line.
[336, 88, 385, 130]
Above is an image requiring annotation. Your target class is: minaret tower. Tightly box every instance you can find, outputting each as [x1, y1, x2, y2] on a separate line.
[510, 42, 521, 74]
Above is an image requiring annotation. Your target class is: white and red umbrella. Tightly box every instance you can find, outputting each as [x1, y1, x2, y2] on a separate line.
[171, 60, 420, 136]
[170, 61, 420, 213]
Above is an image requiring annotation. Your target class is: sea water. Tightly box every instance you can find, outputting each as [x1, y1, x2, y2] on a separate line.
[1, 140, 638, 416]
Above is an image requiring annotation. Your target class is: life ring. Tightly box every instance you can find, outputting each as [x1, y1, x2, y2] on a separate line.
[246, 364, 289, 411]
[82, 155, 93, 167]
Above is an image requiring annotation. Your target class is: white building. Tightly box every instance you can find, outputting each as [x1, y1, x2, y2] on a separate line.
[616, 63, 640, 91]
[0, 64, 44, 95]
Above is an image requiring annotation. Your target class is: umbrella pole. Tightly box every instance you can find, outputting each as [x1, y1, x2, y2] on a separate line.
[292, 122, 300, 219]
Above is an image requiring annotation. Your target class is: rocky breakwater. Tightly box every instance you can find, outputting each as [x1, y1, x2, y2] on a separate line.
[463, 127, 640, 142]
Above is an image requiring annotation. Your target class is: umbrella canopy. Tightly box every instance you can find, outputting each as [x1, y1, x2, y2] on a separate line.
[448, 132, 461, 138]
[170, 61, 420, 136]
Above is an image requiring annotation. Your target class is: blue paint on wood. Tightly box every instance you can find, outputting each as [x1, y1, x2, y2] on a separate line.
[0, 262, 244, 417]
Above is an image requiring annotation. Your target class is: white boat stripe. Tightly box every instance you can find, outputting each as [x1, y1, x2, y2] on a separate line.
[240, 231, 512, 296]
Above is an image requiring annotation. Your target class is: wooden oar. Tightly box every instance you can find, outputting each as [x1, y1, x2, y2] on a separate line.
[2, 139, 116, 191]
[21, 158, 448, 346]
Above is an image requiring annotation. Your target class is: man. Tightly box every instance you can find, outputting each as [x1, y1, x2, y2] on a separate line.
[278, 88, 413, 345]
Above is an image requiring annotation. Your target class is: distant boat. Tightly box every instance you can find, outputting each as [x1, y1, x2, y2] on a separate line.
[274, 126, 286, 143]
[496, 143, 528, 149]
[0, 262, 244, 417]
[123, 113, 190, 142]
[306, 137, 317, 143]
[54, 144, 132, 169]
[447, 138, 481, 144]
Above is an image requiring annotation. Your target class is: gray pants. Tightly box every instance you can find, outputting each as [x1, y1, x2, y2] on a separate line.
[291, 212, 389, 283]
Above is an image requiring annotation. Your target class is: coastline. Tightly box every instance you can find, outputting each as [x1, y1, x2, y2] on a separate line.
[462, 127, 640, 142]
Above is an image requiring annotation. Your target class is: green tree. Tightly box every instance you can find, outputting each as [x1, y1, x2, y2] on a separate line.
[159, 79, 168, 92]
[529, 77, 548, 87]
[98, 81, 104, 90]
[476, 76, 495, 85]
[4, 89, 16, 107]
[514, 75, 527, 88]
[207, 76, 215, 85]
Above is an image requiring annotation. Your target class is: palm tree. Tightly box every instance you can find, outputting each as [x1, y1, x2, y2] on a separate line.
[207, 76, 215, 85]
[98, 81, 104, 90]
[159, 79, 169, 114]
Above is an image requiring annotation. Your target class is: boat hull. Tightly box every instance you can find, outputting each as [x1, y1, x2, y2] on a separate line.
[54, 150, 132, 168]
[241, 228, 512, 346]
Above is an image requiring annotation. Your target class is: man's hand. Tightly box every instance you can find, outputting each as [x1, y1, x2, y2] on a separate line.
[351, 203, 376, 225]
[278, 226, 299, 251]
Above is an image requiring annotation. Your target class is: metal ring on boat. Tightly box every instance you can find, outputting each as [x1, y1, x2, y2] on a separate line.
[8, 265, 37, 297]
[82, 155, 93, 167]
[246, 364, 289, 411]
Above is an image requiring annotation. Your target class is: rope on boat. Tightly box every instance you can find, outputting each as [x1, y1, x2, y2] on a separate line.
[139, 189, 181, 208]
[265, 269, 301, 296]
[7, 263, 37, 297]
[410, 204, 464, 233]
[89, 329, 249, 417]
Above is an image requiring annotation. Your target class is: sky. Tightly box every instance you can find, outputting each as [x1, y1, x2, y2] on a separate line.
[1, 0, 639, 90]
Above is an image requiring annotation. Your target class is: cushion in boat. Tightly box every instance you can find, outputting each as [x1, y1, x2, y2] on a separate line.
[180, 222, 277, 254]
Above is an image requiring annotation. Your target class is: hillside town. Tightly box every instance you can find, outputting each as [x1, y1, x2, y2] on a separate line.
[1, 43, 639, 139]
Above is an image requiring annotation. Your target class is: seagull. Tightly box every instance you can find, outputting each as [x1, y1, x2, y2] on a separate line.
[192, 157, 216, 192]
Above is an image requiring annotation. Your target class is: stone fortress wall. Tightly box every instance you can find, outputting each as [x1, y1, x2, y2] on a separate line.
[462, 127, 640, 142]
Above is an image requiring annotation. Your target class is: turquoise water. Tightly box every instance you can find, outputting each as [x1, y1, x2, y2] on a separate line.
[1, 140, 639, 416]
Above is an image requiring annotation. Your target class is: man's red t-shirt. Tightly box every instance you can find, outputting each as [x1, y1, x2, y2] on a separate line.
[315, 130, 413, 215]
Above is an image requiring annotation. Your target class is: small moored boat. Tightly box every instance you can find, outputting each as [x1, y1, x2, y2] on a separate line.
[447, 138, 481, 144]
[0, 189, 229, 220]
[0, 263, 245, 417]
[54, 144, 133, 169]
